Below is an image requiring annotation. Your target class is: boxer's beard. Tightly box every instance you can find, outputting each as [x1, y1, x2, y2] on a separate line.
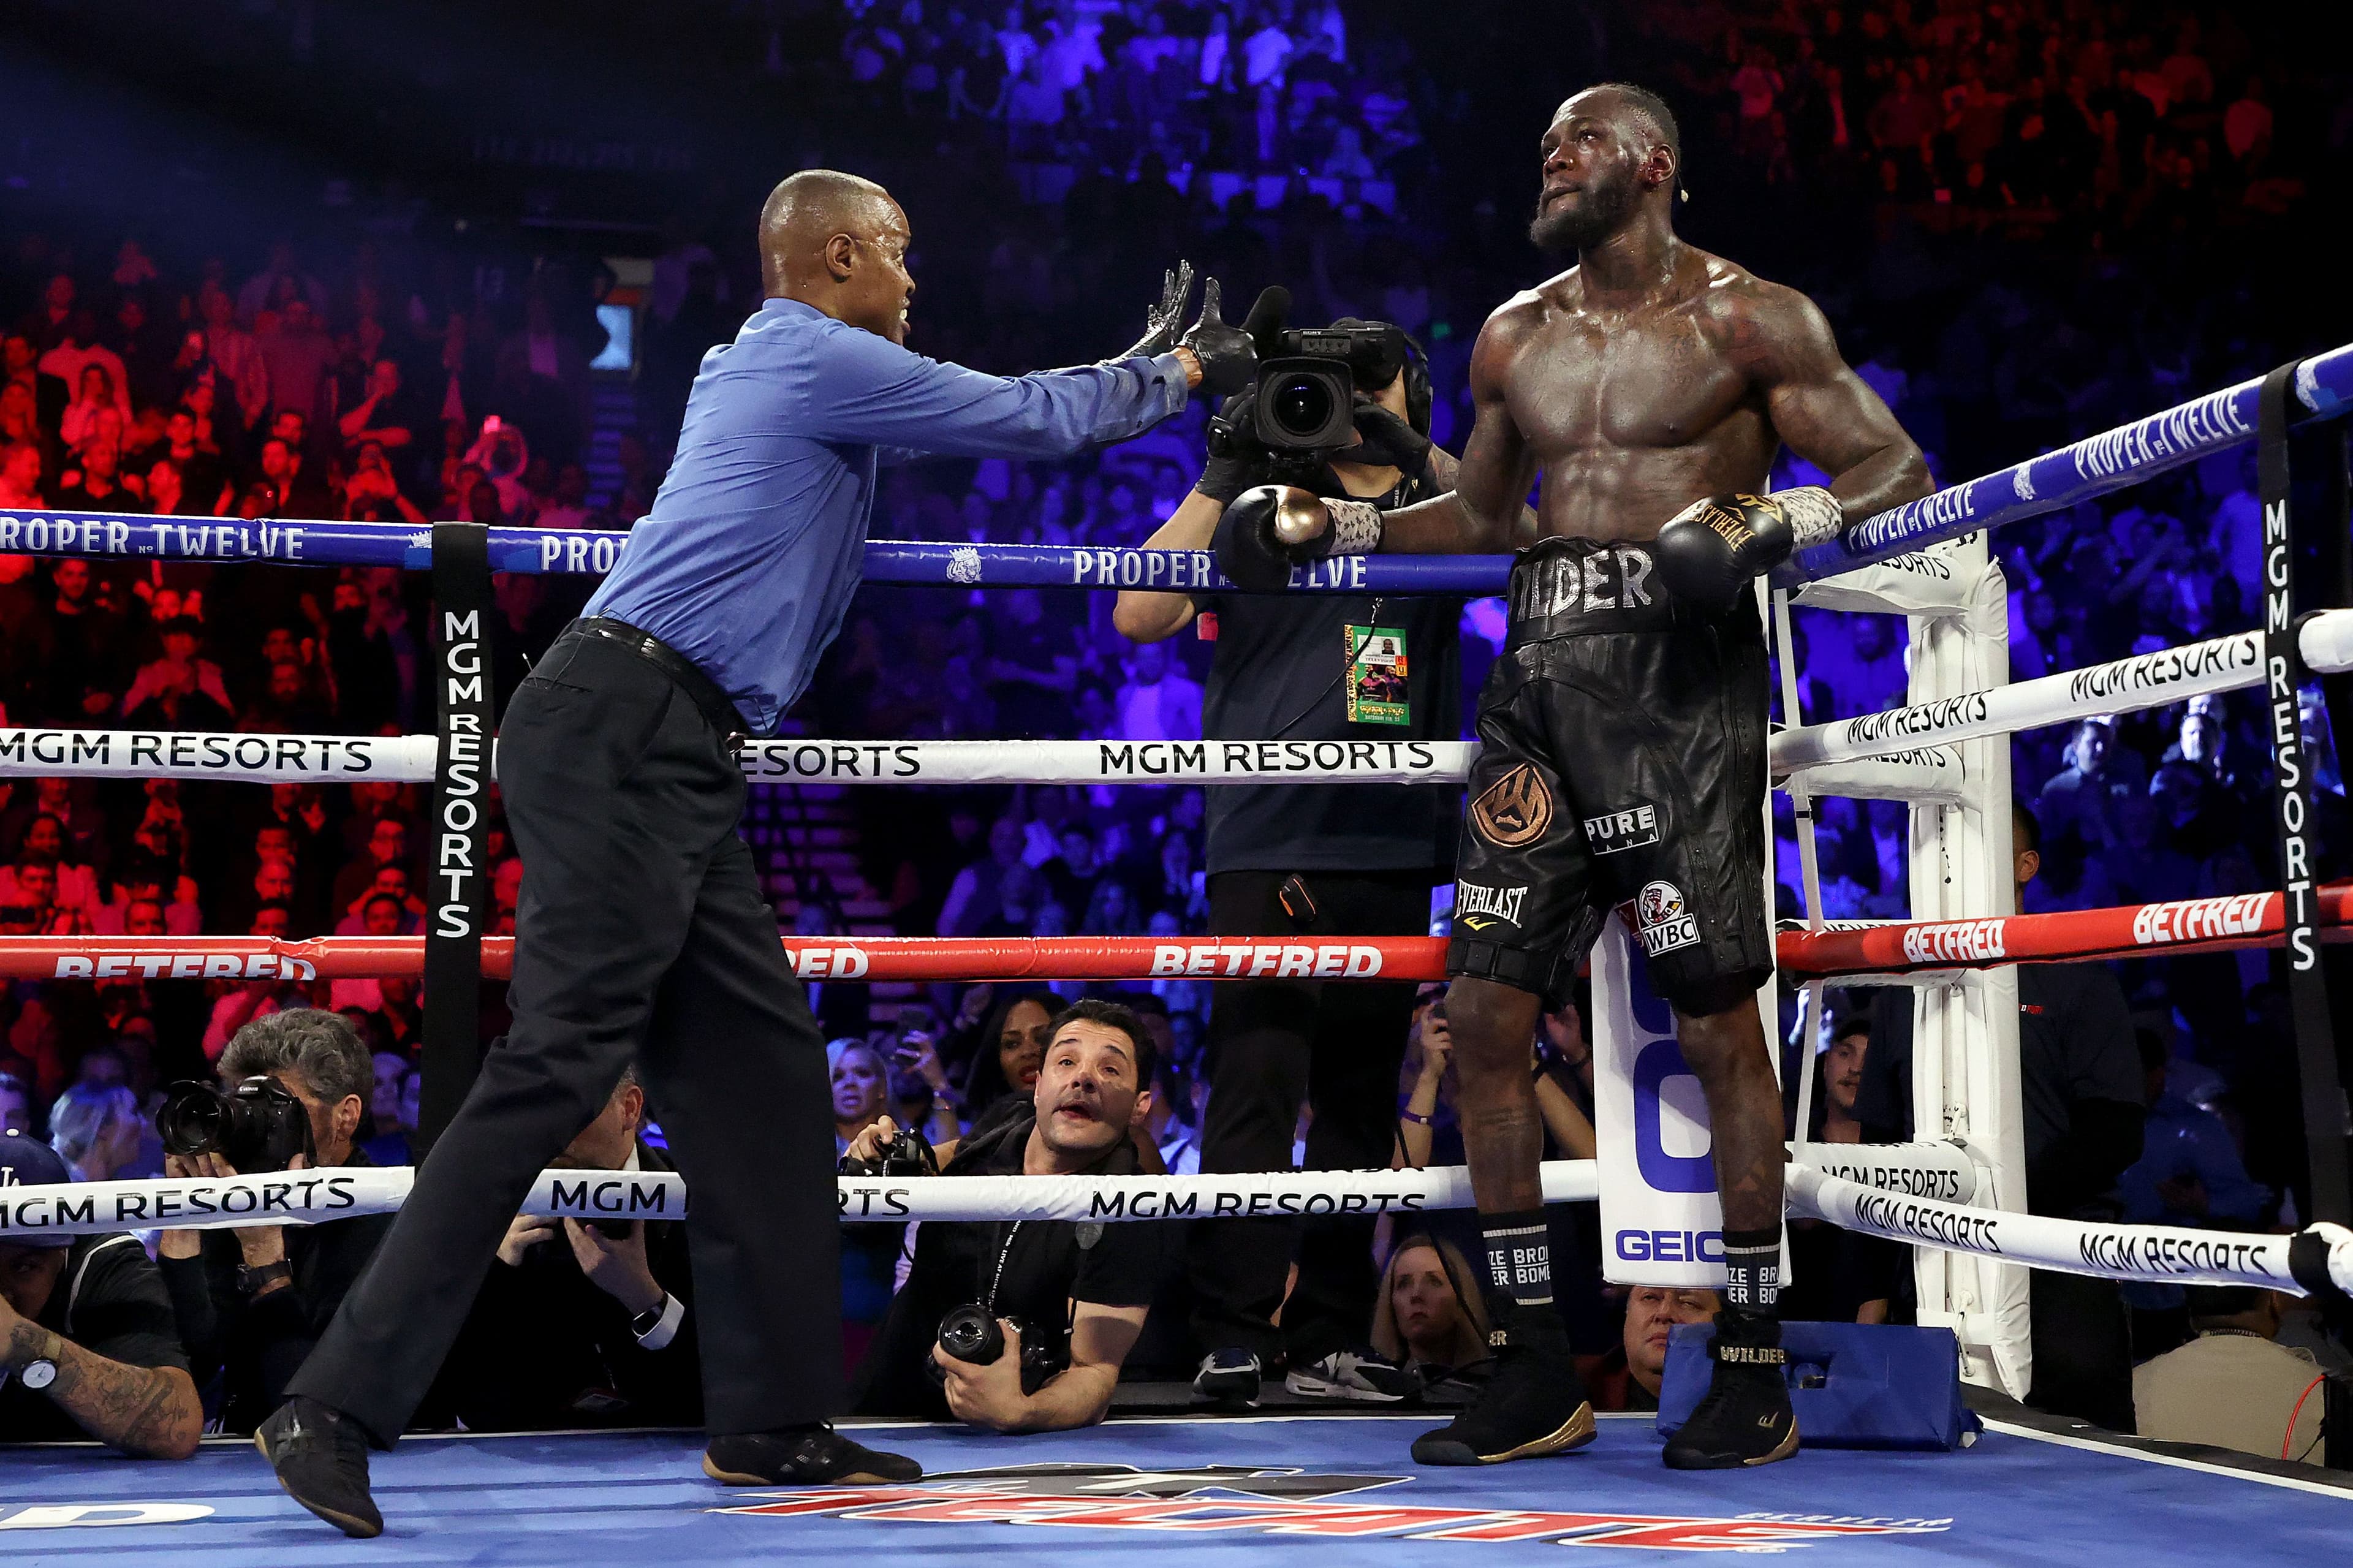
[1528, 167, 1640, 255]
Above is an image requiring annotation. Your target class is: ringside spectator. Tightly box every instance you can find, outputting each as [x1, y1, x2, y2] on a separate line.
[0, 1131, 202, 1456]
[157, 1009, 393, 1433]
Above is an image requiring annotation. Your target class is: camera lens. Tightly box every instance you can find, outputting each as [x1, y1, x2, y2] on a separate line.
[937, 1303, 1005, 1365]
[156, 1081, 230, 1157]
[1269, 373, 1336, 439]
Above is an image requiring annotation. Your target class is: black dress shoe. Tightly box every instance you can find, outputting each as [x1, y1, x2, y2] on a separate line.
[1661, 1308, 1799, 1469]
[704, 1425, 922, 1486]
[256, 1396, 383, 1539]
[1411, 1306, 1596, 1466]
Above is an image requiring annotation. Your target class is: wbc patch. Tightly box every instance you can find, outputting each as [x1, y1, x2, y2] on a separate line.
[1635, 880, 1700, 957]
[1582, 802, 1659, 855]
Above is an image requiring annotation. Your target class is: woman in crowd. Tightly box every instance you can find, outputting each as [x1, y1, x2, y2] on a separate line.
[955, 988, 1056, 1133]
[830, 1036, 911, 1373]
[828, 1037, 893, 1157]
[60, 363, 127, 451]
[49, 1080, 148, 1183]
[1371, 1233, 1492, 1389]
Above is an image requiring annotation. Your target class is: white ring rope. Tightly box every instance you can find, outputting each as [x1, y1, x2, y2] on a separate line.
[14, 1143, 2344, 1304]
[5, 611, 2346, 790]
[1772, 614, 2353, 774]
[7, 1142, 1971, 1237]
[1788, 1165, 2353, 1300]
[0, 730, 1479, 787]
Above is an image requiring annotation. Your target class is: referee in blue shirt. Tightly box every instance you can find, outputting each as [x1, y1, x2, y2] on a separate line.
[262, 170, 1255, 1534]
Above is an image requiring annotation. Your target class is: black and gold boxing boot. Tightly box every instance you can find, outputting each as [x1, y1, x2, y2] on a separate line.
[1659, 1307, 1798, 1469]
[1410, 1305, 1596, 1466]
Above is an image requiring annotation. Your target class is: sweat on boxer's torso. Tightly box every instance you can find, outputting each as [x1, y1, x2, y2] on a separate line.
[1491, 247, 1793, 545]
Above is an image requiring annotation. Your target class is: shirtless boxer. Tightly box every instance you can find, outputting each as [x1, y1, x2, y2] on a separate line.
[1218, 83, 1931, 1469]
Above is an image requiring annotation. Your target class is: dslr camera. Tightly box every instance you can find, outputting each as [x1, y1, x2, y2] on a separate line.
[928, 1303, 1069, 1396]
[157, 1075, 315, 1172]
[1225, 317, 1427, 478]
[838, 1122, 938, 1178]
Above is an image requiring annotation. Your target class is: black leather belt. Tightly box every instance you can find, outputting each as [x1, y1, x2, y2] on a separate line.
[567, 616, 749, 749]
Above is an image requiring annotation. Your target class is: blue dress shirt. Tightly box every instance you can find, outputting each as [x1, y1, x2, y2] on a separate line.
[584, 297, 1188, 735]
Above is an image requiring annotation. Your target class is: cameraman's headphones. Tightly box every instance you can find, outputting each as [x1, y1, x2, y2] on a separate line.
[1329, 317, 1433, 437]
[1400, 333, 1433, 437]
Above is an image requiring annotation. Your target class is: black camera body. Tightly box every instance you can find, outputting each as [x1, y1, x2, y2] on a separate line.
[838, 1123, 938, 1178]
[157, 1075, 315, 1173]
[1249, 322, 1417, 458]
[928, 1302, 1068, 1395]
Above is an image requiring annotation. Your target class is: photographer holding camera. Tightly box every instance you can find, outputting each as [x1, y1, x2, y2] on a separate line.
[429, 1067, 699, 1430]
[157, 1010, 393, 1433]
[1113, 309, 1476, 1406]
[847, 999, 1169, 1434]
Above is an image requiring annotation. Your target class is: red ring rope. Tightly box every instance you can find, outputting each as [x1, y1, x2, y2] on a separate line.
[6, 882, 2347, 983]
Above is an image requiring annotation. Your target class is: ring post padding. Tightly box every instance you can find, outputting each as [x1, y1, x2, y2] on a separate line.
[2262, 362, 2352, 1225]
[420, 520, 495, 1155]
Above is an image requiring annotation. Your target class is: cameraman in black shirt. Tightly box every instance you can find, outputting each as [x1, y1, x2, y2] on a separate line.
[158, 1009, 393, 1433]
[849, 999, 1169, 1432]
[1115, 316, 1471, 1406]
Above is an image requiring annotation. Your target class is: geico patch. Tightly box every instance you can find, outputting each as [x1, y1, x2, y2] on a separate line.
[1636, 880, 1700, 956]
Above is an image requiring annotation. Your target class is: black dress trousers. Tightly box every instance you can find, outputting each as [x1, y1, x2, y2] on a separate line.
[290, 630, 840, 1443]
[1186, 868, 1431, 1366]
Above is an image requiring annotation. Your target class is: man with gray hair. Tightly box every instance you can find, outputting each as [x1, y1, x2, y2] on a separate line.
[157, 1009, 394, 1434]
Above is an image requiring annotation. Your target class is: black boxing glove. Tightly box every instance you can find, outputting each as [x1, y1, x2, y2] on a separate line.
[1195, 388, 1266, 504]
[1347, 402, 1433, 483]
[1178, 279, 1257, 398]
[1214, 485, 1385, 592]
[1651, 487, 1843, 607]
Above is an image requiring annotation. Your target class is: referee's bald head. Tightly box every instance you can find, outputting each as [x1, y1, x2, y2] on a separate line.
[759, 170, 901, 289]
[759, 170, 914, 344]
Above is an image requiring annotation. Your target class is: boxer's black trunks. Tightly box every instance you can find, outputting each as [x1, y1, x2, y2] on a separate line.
[1446, 536, 1775, 1012]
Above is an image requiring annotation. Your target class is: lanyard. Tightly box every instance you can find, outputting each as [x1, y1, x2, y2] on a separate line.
[983, 1221, 1022, 1313]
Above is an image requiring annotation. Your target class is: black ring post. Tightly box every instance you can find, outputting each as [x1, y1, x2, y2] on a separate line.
[419, 521, 494, 1157]
[2260, 362, 2351, 1225]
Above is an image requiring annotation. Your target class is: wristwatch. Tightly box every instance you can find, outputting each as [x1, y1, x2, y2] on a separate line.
[240, 1260, 294, 1296]
[18, 1358, 57, 1391]
[630, 1292, 685, 1350]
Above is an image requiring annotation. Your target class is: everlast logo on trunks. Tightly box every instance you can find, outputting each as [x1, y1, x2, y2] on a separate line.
[1455, 881, 1528, 930]
[1582, 803, 1659, 855]
[1509, 545, 1656, 622]
[1469, 764, 1553, 847]
[1635, 880, 1700, 956]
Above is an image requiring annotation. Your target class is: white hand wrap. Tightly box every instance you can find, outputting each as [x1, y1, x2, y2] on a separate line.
[1325, 498, 1385, 556]
[1778, 485, 1844, 547]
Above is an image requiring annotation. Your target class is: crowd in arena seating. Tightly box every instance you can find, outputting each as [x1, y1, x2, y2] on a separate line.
[0, 0, 2345, 1456]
